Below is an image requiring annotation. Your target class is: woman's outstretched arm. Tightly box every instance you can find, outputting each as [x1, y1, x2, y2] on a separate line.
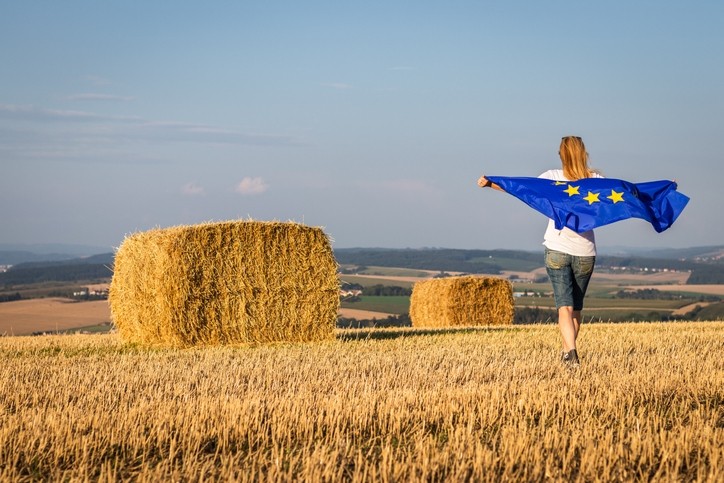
[477, 175, 504, 191]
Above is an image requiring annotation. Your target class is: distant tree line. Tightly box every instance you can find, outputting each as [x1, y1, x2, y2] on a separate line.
[337, 314, 411, 328]
[615, 288, 720, 302]
[334, 248, 720, 275]
[361, 284, 412, 296]
[0, 292, 22, 303]
[614, 289, 684, 300]
[686, 265, 724, 284]
[334, 248, 542, 274]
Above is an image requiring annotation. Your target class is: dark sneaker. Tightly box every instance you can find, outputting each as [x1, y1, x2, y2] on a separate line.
[561, 349, 580, 366]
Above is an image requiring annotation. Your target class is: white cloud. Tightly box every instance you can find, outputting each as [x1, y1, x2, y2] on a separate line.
[181, 182, 204, 196]
[0, 102, 305, 162]
[0, 104, 140, 123]
[235, 177, 269, 196]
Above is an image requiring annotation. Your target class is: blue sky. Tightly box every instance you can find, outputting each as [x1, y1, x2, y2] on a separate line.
[1, 1, 722, 252]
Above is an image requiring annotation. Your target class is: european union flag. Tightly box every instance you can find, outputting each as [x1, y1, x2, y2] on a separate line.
[485, 176, 689, 233]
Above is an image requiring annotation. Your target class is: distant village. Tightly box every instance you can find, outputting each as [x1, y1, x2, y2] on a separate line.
[72, 287, 110, 300]
[603, 266, 685, 274]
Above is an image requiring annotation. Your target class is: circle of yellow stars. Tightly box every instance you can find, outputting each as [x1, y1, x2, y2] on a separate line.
[554, 181, 625, 205]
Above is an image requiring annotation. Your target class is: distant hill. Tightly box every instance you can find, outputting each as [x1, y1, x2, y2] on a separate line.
[0, 242, 112, 255]
[335, 247, 724, 283]
[0, 251, 79, 265]
[0, 253, 114, 285]
[2, 245, 721, 286]
[334, 248, 543, 274]
[0, 243, 113, 265]
[9, 253, 115, 270]
[598, 245, 724, 260]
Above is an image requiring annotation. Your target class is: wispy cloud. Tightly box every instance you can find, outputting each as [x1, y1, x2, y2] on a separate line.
[235, 177, 269, 196]
[321, 82, 353, 90]
[140, 121, 302, 146]
[0, 104, 304, 161]
[181, 182, 205, 196]
[66, 93, 135, 102]
[0, 104, 140, 123]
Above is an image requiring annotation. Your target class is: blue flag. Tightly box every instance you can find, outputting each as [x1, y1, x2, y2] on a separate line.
[485, 176, 689, 233]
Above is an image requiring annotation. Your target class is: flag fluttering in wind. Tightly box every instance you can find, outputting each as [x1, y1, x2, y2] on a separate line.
[485, 176, 689, 234]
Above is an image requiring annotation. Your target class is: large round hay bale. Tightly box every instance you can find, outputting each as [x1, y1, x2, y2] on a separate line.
[409, 276, 514, 327]
[109, 221, 339, 346]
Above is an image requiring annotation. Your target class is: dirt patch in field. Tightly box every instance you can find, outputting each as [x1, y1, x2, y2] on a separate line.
[672, 302, 713, 315]
[351, 270, 474, 284]
[351, 274, 433, 283]
[0, 298, 111, 336]
[593, 271, 690, 284]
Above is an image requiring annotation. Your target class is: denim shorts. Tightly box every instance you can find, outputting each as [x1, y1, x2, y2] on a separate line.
[544, 248, 596, 310]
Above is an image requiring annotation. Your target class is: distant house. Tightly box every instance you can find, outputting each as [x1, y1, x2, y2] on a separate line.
[72, 287, 109, 300]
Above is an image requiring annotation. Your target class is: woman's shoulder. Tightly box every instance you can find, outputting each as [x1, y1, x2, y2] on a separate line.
[538, 169, 565, 180]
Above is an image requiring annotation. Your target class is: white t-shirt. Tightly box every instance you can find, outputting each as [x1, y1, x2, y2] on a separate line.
[538, 169, 602, 257]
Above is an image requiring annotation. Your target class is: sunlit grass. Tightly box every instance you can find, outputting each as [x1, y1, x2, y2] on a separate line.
[1, 322, 722, 481]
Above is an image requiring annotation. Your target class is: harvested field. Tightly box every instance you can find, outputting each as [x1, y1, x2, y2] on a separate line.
[349, 274, 433, 284]
[0, 322, 721, 481]
[672, 301, 714, 315]
[338, 308, 395, 320]
[592, 271, 690, 284]
[626, 284, 724, 296]
[0, 300, 393, 335]
[0, 298, 110, 336]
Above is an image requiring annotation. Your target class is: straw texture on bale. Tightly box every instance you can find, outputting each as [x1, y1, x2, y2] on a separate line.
[109, 221, 339, 346]
[409, 276, 514, 327]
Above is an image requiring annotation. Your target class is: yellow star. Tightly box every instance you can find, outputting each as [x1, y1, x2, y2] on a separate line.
[563, 185, 580, 196]
[607, 190, 624, 203]
[554, 181, 566, 186]
[583, 191, 600, 205]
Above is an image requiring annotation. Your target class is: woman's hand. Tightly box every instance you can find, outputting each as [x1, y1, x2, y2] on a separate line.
[477, 175, 503, 191]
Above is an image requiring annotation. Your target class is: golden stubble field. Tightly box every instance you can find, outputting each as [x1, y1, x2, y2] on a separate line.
[0, 298, 394, 335]
[1, 322, 722, 481]
[0, 298, 111, 336]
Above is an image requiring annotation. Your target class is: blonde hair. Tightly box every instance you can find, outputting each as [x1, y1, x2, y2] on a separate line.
[559, 136, 595, 180]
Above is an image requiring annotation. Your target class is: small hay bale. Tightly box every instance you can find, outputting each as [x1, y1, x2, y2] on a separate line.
[409, 276, 514, 327]
[109, 220, 339, 346]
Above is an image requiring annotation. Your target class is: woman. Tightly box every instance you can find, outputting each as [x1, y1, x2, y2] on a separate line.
[478, 136, 600, 366]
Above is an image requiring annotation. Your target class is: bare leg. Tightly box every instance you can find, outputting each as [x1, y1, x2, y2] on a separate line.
[572, 310, 582, 340]
[558, 306, 577, 352]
